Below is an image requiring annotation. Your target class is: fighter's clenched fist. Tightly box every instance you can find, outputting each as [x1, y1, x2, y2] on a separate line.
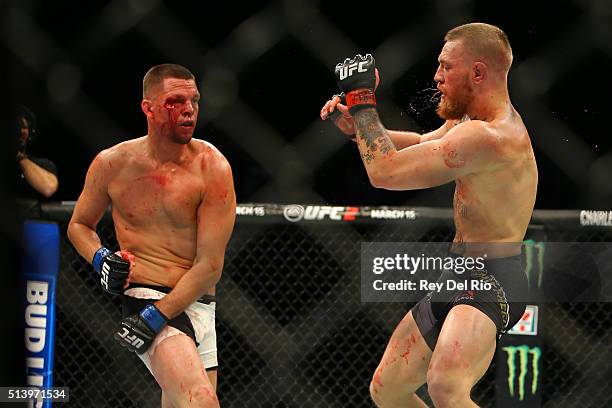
[92, 247, 131, 295]
[320, 93, 355, 139]
[320, 65, 381, 139]
[334, 54, 377, 113]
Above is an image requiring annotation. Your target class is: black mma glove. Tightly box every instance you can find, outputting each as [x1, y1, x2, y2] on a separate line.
[114, 304, 168, 354]
[334, 54, 377, 114]
[92, 247, 129, 295]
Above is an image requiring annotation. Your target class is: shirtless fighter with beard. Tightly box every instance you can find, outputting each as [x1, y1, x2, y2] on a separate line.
[321, 23, 537, 407]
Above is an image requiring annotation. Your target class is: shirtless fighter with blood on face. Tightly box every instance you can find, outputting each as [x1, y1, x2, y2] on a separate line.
[68, 64, 236, 408]
[321, 23, 537, 407]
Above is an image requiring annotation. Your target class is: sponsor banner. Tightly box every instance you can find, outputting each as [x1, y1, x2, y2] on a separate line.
[236, 205, 266, 217]
[281, 205, 418, 222]
[508, 305, 538, 336]
[579, 210, 612, 227]
[362, 242, 612, 303]
[233, 203, 421, 222]
[233, 204, 612, 229]
[496, 337, 542, 407]
[22, 221, 60, 408]
[369, 208, 416, 220]
[523, 239, 545, 292]
[283, 205, 360, 222]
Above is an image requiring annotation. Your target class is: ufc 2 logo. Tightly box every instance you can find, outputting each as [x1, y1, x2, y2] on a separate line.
[339, 61, 368, 80]
[117, 327, 145, 349]
[101, 263, 110, 290]
[342, 206, 360, 221]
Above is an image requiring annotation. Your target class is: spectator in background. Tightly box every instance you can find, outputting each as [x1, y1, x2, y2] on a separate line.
[14, 105, 58, 200]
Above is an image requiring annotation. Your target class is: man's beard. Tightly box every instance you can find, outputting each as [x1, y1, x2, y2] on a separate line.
[436, 81, 473, 120]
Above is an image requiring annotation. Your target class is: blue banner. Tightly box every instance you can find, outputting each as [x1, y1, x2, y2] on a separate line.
[22, 221, 60, 408]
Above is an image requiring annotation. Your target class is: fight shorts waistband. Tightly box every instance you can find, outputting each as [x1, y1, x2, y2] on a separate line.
[125, 283, 216, 304]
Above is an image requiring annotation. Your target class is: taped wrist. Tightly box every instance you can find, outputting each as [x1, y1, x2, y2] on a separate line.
[346, 89, 376, 114]
[140, 304, 168, 333]
[93, 247, 112, 275]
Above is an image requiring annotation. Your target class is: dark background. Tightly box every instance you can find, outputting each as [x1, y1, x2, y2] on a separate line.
[3, 1, 612, 403]
[4, 0, 612, 209]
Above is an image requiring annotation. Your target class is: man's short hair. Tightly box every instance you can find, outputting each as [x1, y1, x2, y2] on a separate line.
[445, 23, 513, 73]
[13, 104, 37, 145]
[143, 64, 195, 98]
[15, 104, 36, 133]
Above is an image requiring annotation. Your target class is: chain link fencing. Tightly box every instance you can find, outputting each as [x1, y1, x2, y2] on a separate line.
[40, 203, 612, 407]
[4, 1, 612, 209]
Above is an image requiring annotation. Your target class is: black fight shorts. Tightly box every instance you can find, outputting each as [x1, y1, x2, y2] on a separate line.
[412, 254, 527, 351]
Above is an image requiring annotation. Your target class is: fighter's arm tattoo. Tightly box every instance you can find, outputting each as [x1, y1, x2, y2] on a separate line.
[352, 108, 396, 166]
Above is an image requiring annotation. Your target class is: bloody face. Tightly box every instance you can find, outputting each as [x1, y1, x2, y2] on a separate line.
[150, 78, 200, 144]
[434, 41, 474, 120]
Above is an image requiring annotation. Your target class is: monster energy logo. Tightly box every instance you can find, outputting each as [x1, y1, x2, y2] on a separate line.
[523, 240, 544, 289]
[502, 345, 541, 401]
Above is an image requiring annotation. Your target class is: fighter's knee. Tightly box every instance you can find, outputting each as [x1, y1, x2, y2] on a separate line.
[369, 371, 404, 408]
[369, 378, 384, 407]
[188, 385, 219, 408]
[426, 370, 469, 408]
[368, 367, 388, 407]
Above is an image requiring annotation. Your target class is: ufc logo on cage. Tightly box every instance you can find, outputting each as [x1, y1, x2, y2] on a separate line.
[338, 61, 368, 80]
[116, 328, 145, 349]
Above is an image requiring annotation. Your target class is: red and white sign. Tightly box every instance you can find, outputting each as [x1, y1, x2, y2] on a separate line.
[283, 205, 361, 222]
[508, 305, 538, 336]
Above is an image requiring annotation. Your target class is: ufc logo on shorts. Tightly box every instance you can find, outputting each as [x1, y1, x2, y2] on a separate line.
[101, 263, 110, 290]
[339, 61, 368, 80]
[117, 327, 145, 349]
